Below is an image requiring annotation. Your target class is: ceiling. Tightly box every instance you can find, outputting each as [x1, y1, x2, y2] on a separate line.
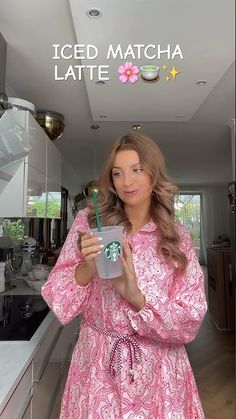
[0, 0, 235, 189]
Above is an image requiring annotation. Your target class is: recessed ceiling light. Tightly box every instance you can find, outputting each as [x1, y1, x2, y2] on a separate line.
[95, 80, 106, 85]
[196, 80, 207, 86]
[86, 8, 102, 19]
[91, 124, 100, 130]
[177, 114, 184, 120]
[132, 124, 142, 130]
[99, 115, 107, 118]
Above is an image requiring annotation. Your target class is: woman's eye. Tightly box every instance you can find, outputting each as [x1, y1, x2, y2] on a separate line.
[133, 168, 143, 172]
[112, 171, 122, 176]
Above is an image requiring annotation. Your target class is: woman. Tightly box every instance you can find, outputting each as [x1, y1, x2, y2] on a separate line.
[41, 133, 207, 418]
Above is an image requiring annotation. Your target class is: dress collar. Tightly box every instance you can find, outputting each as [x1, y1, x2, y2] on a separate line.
[125, 219, 157, 238]
[138, 218, 157, 233]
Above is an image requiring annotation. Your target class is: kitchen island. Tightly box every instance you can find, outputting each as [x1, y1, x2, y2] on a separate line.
[0, 278, 81, 418]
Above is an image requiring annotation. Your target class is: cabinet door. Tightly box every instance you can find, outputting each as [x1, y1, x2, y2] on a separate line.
[224, 252, 235, 330]
[26, 113, 47, 175]
[46, 177, 61, 219]
[51, 315, 82, 362]
[49, 317, 82, 419]
[0, 160, 25, 217]
[32, 362, 61, 419]
[1, 364, 32, 419]
[22, 399, 32, 419]
[49, 384, 62, 419]
[46, 138, 61, 185]
[207, 248, 227, 329]
[26, 164, 47, 218]
[31, 321, 62, 418]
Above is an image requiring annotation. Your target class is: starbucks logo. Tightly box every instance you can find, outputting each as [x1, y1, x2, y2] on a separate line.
[104, 241, 121, 262]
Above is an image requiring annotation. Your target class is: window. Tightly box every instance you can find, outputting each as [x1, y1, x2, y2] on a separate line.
[174, 194, 201, 259]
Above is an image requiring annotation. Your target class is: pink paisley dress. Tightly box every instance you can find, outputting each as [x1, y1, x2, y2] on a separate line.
[41, 208, 207, 419]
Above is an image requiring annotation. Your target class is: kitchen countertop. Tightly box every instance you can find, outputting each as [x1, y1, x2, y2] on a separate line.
[0, 277, 59, 413]
[2, 278, 40, 296]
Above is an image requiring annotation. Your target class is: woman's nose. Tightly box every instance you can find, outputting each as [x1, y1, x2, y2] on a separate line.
[123, 173, 134, 186]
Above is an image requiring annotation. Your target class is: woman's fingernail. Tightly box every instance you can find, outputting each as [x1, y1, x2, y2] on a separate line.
[98, 237, 103, 241]
[97, 251, 102, 254]
[99, 244, 104, 248]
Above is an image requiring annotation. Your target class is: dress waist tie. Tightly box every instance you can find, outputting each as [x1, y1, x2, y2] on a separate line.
[84, 320, 142, 382]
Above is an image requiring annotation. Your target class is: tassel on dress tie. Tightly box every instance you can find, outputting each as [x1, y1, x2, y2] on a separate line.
[84, 321, 142, 383]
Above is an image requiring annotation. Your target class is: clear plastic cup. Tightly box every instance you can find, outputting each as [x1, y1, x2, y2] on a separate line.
[91, 226, 124, 279]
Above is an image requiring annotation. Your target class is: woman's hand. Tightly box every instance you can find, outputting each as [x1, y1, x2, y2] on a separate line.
[79, 231, 103, 268]
[110, 238, 145, 311]
[75, 231, 103, 286]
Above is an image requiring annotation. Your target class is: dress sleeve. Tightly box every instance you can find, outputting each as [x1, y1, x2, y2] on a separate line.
[41, 209, 92, 325]
[126, 227, 208, 344]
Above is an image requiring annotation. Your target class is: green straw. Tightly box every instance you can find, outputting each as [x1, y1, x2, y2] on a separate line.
[92, 189, 102, 232]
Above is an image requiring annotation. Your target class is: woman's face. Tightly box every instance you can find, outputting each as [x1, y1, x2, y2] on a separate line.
[111, 149, 153, 208]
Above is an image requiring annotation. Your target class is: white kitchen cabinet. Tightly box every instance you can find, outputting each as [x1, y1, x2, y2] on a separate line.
[0, 315, 81, 419]
[22, 402, 32, 419]
[0, 160, 25, 217]
[51, 315, 81, 362]
[49, 386, 61, 419]
[31, 317, 81, 419]
[48, 316, 82, 417]
[30, 318, 62, 419]
[46, 177, 61, 219]
[31, 362, 62, 419]
[46, 137, 61, 185]
[45, 134, 62, 219]
[1, 363, 33, 419]
[25, 113, 47, 175]
[4, 110, 47, 175]
[0, 110, 62, 218]
[0, 162, 47, 218]
[26, 164, 47, 218]
[32, 318, 62, 381]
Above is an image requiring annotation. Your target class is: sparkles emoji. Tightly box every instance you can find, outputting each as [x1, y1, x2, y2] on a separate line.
[169, 66, 180, 80]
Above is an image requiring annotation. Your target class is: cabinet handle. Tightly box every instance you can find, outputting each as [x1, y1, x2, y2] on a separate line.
[15, 392, 32, 419]
[34, 327, 62, 383]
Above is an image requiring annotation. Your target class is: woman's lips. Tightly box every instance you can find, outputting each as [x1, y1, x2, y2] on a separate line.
[123, 190, 138, 196]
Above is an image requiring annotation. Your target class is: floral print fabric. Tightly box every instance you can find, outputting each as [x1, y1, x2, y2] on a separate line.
[41, 208, 207, 419]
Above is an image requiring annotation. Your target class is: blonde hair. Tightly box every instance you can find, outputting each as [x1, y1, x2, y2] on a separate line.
[88, 132, 188, 273]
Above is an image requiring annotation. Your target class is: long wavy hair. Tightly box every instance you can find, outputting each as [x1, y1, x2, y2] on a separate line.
[88, 133, 188, 273]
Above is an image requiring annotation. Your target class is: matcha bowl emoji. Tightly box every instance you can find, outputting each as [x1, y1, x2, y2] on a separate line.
[140, 65, 160, 81]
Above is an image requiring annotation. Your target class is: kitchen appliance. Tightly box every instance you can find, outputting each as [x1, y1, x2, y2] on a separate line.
[0, 247, 13, 262]
[0, 232, 14, 262]
[0, 235, 14, 289]
[20, 236, 37, 275]
[0, 295, 49, 340]
[0, 235, 14, 288]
